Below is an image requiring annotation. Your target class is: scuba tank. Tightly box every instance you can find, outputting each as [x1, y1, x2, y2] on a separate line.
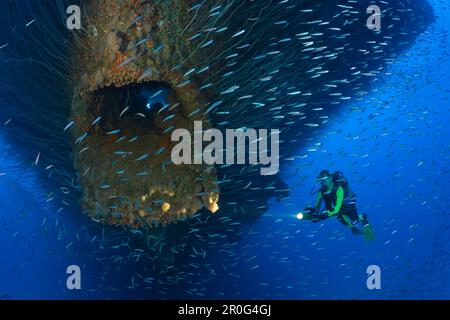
[332, 171, 356, 205]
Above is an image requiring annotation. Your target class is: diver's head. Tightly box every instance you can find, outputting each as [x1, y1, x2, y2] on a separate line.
[317, 170, 333, 189]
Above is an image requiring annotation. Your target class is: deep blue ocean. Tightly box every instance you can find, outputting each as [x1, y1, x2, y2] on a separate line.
[0, 0, 449, 299]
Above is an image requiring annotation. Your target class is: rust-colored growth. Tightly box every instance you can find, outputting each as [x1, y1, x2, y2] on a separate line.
[70, 1, 220, 228]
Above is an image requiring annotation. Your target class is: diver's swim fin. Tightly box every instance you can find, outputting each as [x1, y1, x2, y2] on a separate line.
[363, 224, 376, 241]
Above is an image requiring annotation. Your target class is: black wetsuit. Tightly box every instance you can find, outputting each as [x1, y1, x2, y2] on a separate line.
[321, 186, 368, 228]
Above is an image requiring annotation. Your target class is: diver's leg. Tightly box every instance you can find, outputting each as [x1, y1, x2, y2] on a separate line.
[359, 213, 370, 226]
[340, 207, 363, 235]
[337, 214, 352, 227]
[345, 205, 360, 222]
[354, 209, 375, 241]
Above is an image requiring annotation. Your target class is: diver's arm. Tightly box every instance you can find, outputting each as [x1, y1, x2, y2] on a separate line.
[315, 191, 322, 212]
[328, 186, 344, 217]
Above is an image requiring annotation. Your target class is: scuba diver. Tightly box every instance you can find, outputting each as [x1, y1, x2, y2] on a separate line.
[299, 170, 375, 241]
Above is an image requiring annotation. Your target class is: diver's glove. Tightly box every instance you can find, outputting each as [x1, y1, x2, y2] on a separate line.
[301, 207, 326, 222]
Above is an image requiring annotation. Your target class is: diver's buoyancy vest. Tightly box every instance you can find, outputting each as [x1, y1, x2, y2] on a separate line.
[321, 186, 339, 211]
[321, 178, 356, 212]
